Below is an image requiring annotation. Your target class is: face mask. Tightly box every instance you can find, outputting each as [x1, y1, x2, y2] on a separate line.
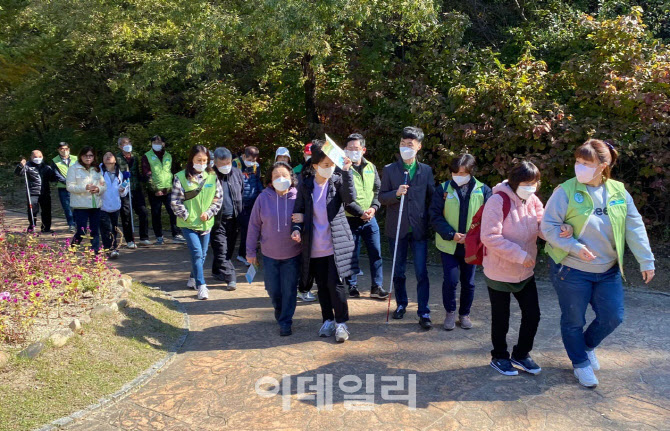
[345, 150, 362, 163]
[60, 151, 70, 159]
[452, 174, 471, 187]
[152, 144, 163, 152]
[122, 145, 132, 153]
[32, 158, 43, 165]
[317, 165, 336, 179]
[193, 163, 207, 172]
[575, 163, 597, 184]
[273, 177, 291, 192]
[399, 147, 416, 161]
[244, 160, 257, 168]
[218, 164, 232, 175]
[516, 185, 536, 201]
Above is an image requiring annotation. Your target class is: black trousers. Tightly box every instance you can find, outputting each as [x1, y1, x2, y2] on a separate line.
[148, 192, 179, 238]
[211, 216, 238, 282]
[311, 255, 349, 323]
[235, 206, 252, 258]
[487, 277, 541, 360]
[100, 210, 120, 251]
[120, 188, 149, 242]
[26, 193, 51, 231]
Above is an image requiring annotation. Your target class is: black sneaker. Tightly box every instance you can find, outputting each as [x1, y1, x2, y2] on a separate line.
[419, 315, 432, 330]
[280, 326, 292, 336]
[348, 286, 361, 298]
[511, 356, 542, 375]
[370, 285, 389, 299]
[490, 358, 519, 376]
[392, 306, 406, 319]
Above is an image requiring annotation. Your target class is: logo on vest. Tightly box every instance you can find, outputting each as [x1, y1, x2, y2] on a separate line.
[609, 199, 625, 206]
[574, 193, 584, 204]
[446, 193, 455, 199]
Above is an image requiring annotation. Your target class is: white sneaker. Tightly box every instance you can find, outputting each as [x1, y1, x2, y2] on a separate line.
[297, 291, 317, 302]
[586, 349, 600, 371]
[110, 250, 120, 259]
[335, 323, 349, 343]
[237, 256, 250, 266]
[197, 285, 209, 300]
[139, 239, 152, 246]
[574, 365, 599, 388]
[126, 241, 137, 249]
[187, 278, 196, 290]
[318, 320, 336, 337]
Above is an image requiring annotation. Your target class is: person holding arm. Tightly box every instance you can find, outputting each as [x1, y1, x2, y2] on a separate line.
[541, 139, 655, 388]
[291, 140, 356, 343]
[170, 146, 223, 300]
[246, 162, 302, 336]
[99, 152, 129, 259]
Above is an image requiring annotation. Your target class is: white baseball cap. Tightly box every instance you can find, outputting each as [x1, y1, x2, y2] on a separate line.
[275, 147, 291, 161]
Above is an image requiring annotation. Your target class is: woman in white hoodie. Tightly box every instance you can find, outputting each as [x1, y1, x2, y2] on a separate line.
[66, 146, 107, 252]
[100, 152, 129, 259]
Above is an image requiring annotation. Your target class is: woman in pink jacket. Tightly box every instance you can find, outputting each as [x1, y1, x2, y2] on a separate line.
[481, 161, 546, 377]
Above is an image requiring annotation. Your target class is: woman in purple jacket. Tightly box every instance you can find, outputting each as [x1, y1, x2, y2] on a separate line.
[246, 161, 302, 336]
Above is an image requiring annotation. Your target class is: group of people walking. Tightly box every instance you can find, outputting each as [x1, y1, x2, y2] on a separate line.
[16, 127, 656, 389]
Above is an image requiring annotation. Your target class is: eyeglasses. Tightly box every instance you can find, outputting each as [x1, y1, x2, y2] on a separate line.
[82, 154, 94, 158]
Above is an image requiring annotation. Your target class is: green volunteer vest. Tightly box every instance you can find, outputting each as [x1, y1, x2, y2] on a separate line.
[145, 149, 173, 190]
[293, 164, 303, 174]
[52, 156, 70, 188]
[545, 177, 628, 276]
[175, 170, 218, 231]
[435, 178, 485, 255]
[345, 160, 377, 217]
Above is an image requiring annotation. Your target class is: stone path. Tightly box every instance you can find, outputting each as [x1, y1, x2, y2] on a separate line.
[6, 211, 670, 430]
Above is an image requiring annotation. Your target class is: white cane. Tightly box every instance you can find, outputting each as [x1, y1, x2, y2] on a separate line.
[23, 163, 36, 231]
[386, 171, 409, 323]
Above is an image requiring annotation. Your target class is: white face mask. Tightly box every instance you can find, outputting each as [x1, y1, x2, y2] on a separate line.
[244, 159, 257, 168]
[399, 147, 416, 161]
[152, 144, 163, 152]
[193, 163, 207, 172]
[32, 158, 43, 165]
[516, 185, 536, 201]
[345, 150, 362, 163]
[452, 174, 471, 187]
[122, 145, 133, 153]
[218, 164, 232, 175]
[575, 163, 598, 184]
[317, 165, 336, 179]
[273, 177, 291, 192]
[60, 151, 69, 159]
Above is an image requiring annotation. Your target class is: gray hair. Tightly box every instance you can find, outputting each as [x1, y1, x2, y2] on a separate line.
[117, 136, 130, 145]
[213, 147, 232, 161]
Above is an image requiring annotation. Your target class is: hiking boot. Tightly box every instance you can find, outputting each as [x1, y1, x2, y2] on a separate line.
[226, 281, 237, 291]
[197, 285, 209, 300]
[459, 314, 473, 329]
[574, 366, 599, 388]
[126, 241, 137, 249]
[443, 312, 456, 331]
[586, 349, 600, 371]
[318, 320, 336, 337]
[297, 291, 316, 302]
[419, 315, 432, 330]
[392, 306, 405, 320]
[511, 355, 542, 375]
[490, 358, 519, 376]
[370, 285, 389, 299]
[335, 323, 350, 342]
[348, 286, 361, 298]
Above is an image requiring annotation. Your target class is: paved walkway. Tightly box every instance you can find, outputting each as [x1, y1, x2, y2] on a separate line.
[6, 212, 670, 430]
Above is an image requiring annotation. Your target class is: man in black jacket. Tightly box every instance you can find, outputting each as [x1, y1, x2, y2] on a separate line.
[379, 127, 435, 330]
[15, 150, 55, 232]
[211, 147, 245, 290]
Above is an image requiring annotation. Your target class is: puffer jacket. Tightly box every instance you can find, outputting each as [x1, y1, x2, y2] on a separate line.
[66, 162, 107, 209]
[292, 170, 357, 280]
[480, 181, 545, 283]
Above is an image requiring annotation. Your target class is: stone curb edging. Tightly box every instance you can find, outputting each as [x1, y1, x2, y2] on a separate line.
[35, 284, 190, 431]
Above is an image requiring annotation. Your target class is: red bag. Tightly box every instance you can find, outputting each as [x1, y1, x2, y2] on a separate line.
[464, 192, 511, 265]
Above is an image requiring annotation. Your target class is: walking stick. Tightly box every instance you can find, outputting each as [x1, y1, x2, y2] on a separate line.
[386, 170, 409, 323]
[22, 162, 36, 231]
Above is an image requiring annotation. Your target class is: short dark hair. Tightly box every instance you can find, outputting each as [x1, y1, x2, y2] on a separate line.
[401, 126, 424, 142]
[265, 161, 297, 188]
[508, 160, 541, 192]
[77, 146, 100, 172]
[244, 146, 260, 158]
[449, 153, 476, 174]
[346, 133, 365, 147]
[151, 135, 164, 143]
[185, 145, 213, 179]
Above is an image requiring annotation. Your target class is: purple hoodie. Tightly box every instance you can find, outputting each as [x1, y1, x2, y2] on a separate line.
[246, 186, 302, 260]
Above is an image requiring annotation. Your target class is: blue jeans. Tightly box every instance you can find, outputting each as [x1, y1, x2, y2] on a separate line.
[182, 227, 211, 287]
[345, 217, 383, 289]
[388, 234, 430, 316]
[262, 255, 300, 329]
[440, 252, 476, 316]
[550, 261, 624, 368]
[58, 188, 75, 227]
[72, 208, 101, 252]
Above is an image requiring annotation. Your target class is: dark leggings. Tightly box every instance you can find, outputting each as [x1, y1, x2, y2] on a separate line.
[311, 255, 349, 323]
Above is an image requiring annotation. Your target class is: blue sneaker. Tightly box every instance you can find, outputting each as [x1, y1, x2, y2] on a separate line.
[490, 358, 519, 376]
[155, 237, 165, 245]
[511, 356, 542, 375]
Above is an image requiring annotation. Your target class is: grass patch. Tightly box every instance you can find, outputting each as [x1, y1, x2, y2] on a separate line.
[0, 282, 184, 431]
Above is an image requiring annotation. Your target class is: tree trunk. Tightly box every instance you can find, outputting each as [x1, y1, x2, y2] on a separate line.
[301, 53, 321, 136]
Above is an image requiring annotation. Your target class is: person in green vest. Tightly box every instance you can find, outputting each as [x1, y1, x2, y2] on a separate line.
[50, 142, 76, 232]
[341, 133, 388, 300]
[542, 139, 655, 388]
[141, 135, 186, 245]
[170, 145, 223, 300]
[429, 154, 492, 331]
